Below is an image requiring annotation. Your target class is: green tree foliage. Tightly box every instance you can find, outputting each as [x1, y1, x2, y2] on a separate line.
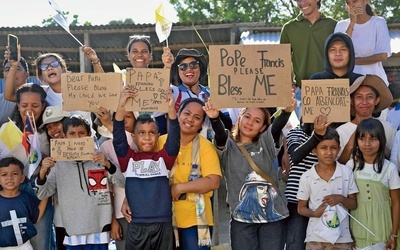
[108, 18, 135, 25]
[170, 0, 400, 25]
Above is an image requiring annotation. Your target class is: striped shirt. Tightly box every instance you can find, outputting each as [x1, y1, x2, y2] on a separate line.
[63, 232, 110, 246]
[285, 126, 318, 203]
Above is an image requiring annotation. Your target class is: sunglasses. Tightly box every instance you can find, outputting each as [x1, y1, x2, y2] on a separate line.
[177, 61, 199, 71]
[40, 59, 61, 71]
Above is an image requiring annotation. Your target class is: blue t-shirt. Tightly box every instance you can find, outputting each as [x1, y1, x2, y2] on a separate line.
[0, 191, 39, 247]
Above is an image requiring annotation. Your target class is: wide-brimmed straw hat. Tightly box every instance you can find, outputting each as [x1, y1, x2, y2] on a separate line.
[171, 48, 208, 85]
[39, 106, 71, 129]
[350, 75, 393, 116]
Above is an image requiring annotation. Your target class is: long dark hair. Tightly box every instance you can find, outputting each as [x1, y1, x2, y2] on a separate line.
[11, 83, 47, 131]
[352, 118, 385, 173]
[232, 108, 271, 143]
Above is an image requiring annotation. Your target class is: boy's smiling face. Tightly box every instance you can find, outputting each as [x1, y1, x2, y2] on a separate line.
[0, 164, 25, 192]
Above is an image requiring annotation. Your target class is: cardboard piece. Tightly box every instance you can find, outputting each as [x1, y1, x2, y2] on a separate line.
[62, 73, 122, 112]
[209, 44, 292, 108]
[124, 68, 170, 112]
[50, 137, 94, 161]
[301, 79, 351, 123]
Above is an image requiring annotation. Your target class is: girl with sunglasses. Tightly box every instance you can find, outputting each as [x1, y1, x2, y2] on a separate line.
[161, 48, 232, 140]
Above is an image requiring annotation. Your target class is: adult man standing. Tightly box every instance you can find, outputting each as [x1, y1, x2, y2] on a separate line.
[280, 0, 336, 119]
[0, 58, 29, 126]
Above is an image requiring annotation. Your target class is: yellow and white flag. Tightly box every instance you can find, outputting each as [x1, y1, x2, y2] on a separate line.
[0, 121, 23, 159]
[155, 2, 174, 44]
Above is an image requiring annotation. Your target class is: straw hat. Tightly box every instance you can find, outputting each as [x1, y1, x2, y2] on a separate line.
[350, 75, 393, 115]
[39, 106, 70, 129]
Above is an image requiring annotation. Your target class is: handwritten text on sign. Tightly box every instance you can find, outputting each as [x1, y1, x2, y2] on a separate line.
[209, 44, 292, 108]
[125, 68, 170, 112]
[50, 137, 94, 161]
[62, 73, 122, 112]
[301, 79, 350, 123]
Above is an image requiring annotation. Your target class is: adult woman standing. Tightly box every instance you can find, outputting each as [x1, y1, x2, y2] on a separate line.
[335, 0, 391, 85]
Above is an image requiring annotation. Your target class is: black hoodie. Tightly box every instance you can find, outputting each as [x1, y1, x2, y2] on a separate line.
[310, 32, 362, 85]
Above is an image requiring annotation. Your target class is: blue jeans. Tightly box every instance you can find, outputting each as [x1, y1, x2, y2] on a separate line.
[230, 218, 286, 250]
[177, 226, 213, 250]
[285, 202, 308, 250]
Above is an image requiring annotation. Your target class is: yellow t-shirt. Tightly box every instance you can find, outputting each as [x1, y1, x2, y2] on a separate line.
[158, 134, 222, 228]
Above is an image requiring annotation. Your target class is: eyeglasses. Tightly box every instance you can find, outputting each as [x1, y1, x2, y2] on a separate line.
[39, 59, 61, 71]
[177, 61, 199, 71]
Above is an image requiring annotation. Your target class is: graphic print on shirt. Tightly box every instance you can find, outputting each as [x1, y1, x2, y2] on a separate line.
[1, 210, 27, 245]
[232, 171, 288, 223]
[87, 169, 110, 205]
[125, 158, 169, 178]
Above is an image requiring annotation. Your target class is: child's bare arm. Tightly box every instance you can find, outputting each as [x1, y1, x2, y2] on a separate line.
[36, 198, 49, 222]
[298, 199, 325, 218]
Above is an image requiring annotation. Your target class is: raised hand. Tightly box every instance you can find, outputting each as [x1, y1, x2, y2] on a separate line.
[203, 98, 220, 119]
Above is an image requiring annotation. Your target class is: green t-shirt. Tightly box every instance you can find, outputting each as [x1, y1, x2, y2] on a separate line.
[280, 13, 337, 88]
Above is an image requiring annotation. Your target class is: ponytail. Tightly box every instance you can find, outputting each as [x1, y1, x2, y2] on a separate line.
[366, 3, 376, 16]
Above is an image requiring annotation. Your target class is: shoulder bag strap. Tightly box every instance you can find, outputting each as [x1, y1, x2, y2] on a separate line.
[238, 144, 278, 188]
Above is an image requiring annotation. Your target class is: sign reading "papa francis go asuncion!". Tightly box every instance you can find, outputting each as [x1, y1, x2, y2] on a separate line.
[209, 44, 292, 109]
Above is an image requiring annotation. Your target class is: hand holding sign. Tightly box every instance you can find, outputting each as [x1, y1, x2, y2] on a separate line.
[313, 114, 332, 137]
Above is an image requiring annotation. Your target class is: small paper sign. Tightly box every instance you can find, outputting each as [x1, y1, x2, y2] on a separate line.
[125, 68, 170, 112]
[209, 44, 292, 108]
[301, 79, 351, 123]
[50, 137, 94, 161]
[62, 73, 122, 112]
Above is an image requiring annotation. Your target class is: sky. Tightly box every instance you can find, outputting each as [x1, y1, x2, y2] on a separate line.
[1, 0, 178, 28]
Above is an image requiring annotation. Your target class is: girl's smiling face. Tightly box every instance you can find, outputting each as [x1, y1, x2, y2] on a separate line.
[128, 41, 151, 68]
[17, 92, 46, 125]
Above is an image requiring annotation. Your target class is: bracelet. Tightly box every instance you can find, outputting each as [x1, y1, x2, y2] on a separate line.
[10, 65, 15, 70]
[391, 235, 398, 240]
[349, 25, 354, 31]
[92, 59, 101, 65]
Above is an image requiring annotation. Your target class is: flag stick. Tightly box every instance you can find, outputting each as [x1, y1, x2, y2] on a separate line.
[337, 205, 375, 236]
[166, 38, 169, 48]
[68, 32, 83, 46]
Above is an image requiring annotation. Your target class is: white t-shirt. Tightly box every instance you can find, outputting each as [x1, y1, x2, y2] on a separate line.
[390, 130, 400, 172]
[335, 16, 391, 85]
[336, 119, 396, 158]
[297, 162, 359, 243]
[346, 159, 400, 189]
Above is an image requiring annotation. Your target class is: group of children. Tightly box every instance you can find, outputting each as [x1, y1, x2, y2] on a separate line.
[1, 32, 399, 250]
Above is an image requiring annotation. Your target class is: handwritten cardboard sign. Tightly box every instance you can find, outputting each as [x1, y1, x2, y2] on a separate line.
[301, 79, 350, 123]
[50, 137, 94, 161]
[124, 68, 170, 112]
[209, 44, 292, 108]
[62, 73, 122, 112]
